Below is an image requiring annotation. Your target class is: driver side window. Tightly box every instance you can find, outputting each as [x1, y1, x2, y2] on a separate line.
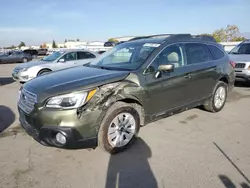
[150, 44, 185, 71]
[61, 52, 77, 62]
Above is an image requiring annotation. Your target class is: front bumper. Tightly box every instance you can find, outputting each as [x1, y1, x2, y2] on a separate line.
[12, 71, 34, 82]
[235, 69, 250, 82]
[18, 106, 100, 149]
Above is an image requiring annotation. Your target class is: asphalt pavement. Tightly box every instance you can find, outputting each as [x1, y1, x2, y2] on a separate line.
[0, 63, 250, 188]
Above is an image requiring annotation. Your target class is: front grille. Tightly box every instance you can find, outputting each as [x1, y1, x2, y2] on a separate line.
[18, 88, 37, 114]
[235, 63, 246, 69]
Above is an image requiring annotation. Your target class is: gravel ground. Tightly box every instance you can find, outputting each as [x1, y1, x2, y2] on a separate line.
[0, 63, 250, 188]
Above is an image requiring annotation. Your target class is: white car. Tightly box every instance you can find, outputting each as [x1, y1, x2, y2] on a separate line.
[12, 49, 99, 83]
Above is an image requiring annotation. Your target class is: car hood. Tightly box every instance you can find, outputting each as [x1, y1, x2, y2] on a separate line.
[229, 54, 250, 63]
[15, 60, 52, 68]
[23, 66, 130, 102]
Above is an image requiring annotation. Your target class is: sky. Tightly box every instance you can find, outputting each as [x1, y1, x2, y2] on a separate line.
[0, 0, 249, 46]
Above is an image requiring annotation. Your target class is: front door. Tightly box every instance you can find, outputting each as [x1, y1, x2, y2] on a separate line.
[55, 51, 77, 70]
[76, 51, 96, 66]
[143, 43, 193, 116]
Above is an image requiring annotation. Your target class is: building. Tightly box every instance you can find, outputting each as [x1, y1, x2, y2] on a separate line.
[112, 36, 136, 42]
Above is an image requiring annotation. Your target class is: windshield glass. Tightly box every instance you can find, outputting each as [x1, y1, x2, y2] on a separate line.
[89, 41, 161, 70]
[229, 43, 250, 55]
[42, 51, 64, 61]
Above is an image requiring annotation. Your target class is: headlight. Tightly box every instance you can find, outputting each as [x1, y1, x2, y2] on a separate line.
[45, 89, 96, 109]
[20, 68, 28, 71]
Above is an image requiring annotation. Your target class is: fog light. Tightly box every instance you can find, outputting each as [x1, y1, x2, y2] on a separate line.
[56, 132, 66, 145]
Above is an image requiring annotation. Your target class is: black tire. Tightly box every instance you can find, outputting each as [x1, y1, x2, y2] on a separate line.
[37, 69, 51, 76]
[98, 102, 140, 154]
[203, 81, 228, 113]
[22, 58, 28, 63]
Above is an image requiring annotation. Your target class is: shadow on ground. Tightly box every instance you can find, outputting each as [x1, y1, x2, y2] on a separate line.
[105, 138, 158, 188]
[234, 81, 250, 88]
[0, 77, 15, 86]
[219, 175, 250, 188]
[0, 105, 15, 133]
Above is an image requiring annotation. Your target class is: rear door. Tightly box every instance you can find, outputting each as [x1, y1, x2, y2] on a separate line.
[184, 42, 219, 101]
[76, 51, 96, 66]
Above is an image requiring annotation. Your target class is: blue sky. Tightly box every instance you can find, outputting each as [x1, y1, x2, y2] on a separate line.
[0, 0, 249, 46]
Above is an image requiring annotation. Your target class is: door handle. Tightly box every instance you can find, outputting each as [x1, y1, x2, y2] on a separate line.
[184, 74, 192, 79]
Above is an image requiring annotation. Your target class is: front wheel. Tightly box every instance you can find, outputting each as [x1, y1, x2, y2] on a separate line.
[98, 102, 140, 154]
[203, 81, 228, 113]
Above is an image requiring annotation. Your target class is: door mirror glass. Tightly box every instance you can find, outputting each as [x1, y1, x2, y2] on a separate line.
[58, 58, 65, 63]
[158, 64, 174, 72]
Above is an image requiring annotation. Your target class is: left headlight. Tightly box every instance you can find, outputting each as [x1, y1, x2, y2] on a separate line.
[45, 89, 96, 109]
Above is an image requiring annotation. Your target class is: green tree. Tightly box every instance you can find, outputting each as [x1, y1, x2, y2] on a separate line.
[108, 38, 119, 43]
[65, 39, 68, 43]
[52, 40, 57, 48]
[76, 39, 80, 41]
[18, 41, 26, 48]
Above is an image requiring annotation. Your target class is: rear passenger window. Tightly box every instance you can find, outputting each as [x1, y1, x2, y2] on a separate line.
[207, 45, 225, 60]
[185, 43, 213, 65]
[77, 52, 96, 59]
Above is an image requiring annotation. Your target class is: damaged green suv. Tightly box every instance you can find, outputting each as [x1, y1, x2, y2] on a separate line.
[18, 34, 235, 154]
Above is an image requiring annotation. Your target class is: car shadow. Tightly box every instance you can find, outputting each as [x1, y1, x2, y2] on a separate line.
[234, 81, 250, 88]
[0, 77, 15, 86]
[0, 105, 15, 133]
[219, 175, 250, 188]
[105, 137, 158, 188]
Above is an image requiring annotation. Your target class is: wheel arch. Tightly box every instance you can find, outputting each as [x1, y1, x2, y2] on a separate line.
[37, 68, 52, 76]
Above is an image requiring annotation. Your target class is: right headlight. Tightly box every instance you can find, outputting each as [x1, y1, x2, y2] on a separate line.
[20, 67, 29, 72]
[45, 89, 96, 109]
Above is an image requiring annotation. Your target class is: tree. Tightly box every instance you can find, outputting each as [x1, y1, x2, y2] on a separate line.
[40, 45, 43, 48]
[65, 39, 68, 43]
[76, 39, 80, 41]
[18, 41, 26, 48]
[108, 38, 119, 43]
[52, 40, 57, 48]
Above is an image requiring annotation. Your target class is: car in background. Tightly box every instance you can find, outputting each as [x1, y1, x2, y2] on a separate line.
[104, 41, 117, 47]
[12, 49, 99, 83]
[23, 49, 38, 58]
[228, 39, 250, 84]
[0, 51, 32, 64]
[37, 49, 48, 56]
[17, 34, 235, 154]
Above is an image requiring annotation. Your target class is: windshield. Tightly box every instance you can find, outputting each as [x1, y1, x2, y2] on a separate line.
[42, 51, 64, 61]
[89, 41, 161, 70]
[229, 43, 250, 55]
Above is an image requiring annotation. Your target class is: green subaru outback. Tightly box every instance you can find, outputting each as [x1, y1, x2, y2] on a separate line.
[18, 34, 235, 154]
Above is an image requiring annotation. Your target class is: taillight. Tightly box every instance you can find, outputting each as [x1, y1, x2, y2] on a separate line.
[230, 61, 236, 68]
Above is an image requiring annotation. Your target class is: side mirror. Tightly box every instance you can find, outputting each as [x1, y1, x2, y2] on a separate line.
[158, 64, 174, 72]
[58, 58, 65, 63]
[155, 64, 174, 78]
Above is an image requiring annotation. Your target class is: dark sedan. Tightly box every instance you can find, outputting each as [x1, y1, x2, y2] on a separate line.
[0, 51, 32, 64]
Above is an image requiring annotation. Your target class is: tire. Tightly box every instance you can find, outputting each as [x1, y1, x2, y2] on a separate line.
[37, 69, 51, 76]
[98, 102, 140, 154]
[22, 58, 28, 63]
[203, 81, 228, 113]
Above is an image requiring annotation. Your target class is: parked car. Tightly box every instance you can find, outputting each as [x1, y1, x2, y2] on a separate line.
[17, 34, 235, 154]
[12, 49, 99, 83]
[104, 41, 117, 47]
[228, 40, 250, 84]
[37, 48, 48, 56]
[0, 51, 32, 64]
[23, 49, 38, 58]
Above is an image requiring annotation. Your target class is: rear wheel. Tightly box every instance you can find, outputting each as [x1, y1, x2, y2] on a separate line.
[37, 69, 51, 76]
[203, 81, 228, 113]
[22, 58, 28, 63]
[98, 102, 140, 154]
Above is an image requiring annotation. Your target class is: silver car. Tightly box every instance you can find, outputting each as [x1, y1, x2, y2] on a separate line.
[229, 40, 250, 84]
[12, 49, 99, 83]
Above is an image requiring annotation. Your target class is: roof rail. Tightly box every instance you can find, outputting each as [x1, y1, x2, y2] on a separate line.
[128, 34, 217, 42]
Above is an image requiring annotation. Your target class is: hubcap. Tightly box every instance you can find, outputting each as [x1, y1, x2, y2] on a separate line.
[214, 86, 226, 109]
[23, 58, 27, 62]
[107, 113, 136, 148]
